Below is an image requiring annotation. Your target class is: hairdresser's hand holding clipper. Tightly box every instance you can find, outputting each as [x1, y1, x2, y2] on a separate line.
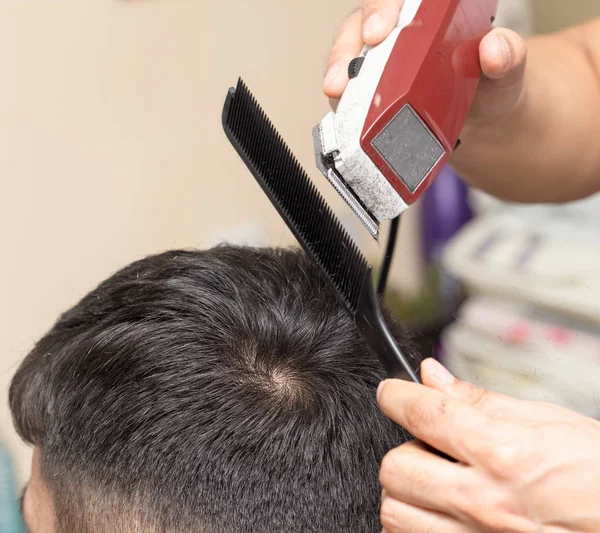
[326, 2, 600, 532]
[325, 1, 600, 204]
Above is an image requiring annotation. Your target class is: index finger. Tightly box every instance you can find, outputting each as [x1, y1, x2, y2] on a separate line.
[377, 379, 500, 465]
[324, 9, 364, 98]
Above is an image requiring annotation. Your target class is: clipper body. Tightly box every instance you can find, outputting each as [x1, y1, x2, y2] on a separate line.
[314, 0, 498, 238]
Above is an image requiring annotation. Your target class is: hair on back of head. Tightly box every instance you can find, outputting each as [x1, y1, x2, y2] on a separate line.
[10, 246, 417, 533]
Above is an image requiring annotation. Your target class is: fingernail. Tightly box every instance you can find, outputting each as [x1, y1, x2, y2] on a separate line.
[363, 13, 382, 42]
[495, 35, 511, 70]
[426, 359, 454, 387]
[324, 63, 342, 88]
[377, 380, 387, 402]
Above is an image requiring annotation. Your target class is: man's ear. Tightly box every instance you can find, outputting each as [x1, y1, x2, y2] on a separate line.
[25, 447, 58, 533]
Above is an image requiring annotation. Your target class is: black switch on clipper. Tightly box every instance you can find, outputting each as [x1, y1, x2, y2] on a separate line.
[348, 57, 366, 79]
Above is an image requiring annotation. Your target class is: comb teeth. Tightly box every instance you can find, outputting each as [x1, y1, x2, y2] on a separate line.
[222, 79, 369, 312]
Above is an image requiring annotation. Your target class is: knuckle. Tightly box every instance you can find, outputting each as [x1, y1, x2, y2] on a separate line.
[377, 382, 395, 410]
[380, 442, 436, 502]
[380, 498, 404, 531]
[469, 492, 531, 532]
[379, 447, 405, 487]
[406, 465, 434, 497]
[470, 386, 492, 409]
[449, 483, 489, 518]
[447, 481, 498, 522]
[446, 483, 475, 518]
[325, 54, 340, 70]
[404, 397, 438, 433]
[488, 440, 523, 479]
[327, 48, 351, 67]
[380, 498, 437, 533]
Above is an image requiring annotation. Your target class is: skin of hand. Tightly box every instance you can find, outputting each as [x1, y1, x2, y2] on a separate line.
[376, 358, 600, 533]
[324, 0, 600, 203]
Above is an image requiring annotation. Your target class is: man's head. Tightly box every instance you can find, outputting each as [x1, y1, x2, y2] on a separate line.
[10, 246, 415, 532]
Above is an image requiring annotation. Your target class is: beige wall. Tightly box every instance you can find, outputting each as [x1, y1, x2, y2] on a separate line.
[0, 0, 425, 484]
[533, 0, 600, 33]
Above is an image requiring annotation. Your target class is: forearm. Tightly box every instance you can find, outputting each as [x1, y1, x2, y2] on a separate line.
[452, 20, 600, 203]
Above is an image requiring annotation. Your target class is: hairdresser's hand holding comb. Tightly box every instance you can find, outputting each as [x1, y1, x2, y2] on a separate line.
[376, 358, 600, 533]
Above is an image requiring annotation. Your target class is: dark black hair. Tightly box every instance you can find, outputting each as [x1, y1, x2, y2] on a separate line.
[10, 246, 415, 532]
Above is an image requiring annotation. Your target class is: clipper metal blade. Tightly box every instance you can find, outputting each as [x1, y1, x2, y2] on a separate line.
[313, 126, 380, 239]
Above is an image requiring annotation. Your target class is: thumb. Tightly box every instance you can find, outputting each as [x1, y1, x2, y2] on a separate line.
[419, 358, 479, 398]
[470, 28, 528, 121]
[420, 358, 523, 418]
[480, 28, 527, 82]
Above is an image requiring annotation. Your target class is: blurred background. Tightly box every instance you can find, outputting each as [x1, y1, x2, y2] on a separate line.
[1, 1, 600, 529]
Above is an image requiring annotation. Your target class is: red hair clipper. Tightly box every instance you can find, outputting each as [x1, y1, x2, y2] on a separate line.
[313, 0, 498, 239]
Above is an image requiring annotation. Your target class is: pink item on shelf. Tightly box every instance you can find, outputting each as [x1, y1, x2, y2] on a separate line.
[459, 299, 600, 358]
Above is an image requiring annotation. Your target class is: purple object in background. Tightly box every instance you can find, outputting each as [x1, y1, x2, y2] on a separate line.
[421, 165, 473, 265]
[420, 166, 473, 356]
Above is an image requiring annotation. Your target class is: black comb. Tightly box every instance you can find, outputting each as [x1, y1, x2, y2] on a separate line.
[222, 79, 420, 383]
